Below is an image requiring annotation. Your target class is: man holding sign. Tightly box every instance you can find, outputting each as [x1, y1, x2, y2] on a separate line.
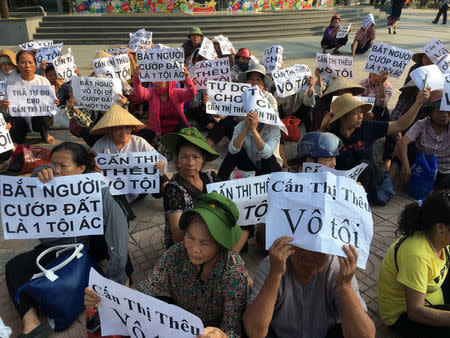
[217, 64, 282, 180]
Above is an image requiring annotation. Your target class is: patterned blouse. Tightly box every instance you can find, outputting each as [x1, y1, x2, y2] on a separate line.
[137, 242, 249, 338]
[163, 171, 216, 248]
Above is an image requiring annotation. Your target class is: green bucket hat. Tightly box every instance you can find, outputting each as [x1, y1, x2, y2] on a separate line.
[179, 192, 242, 250]
[238, 63, 273, 90]
[188, 26, 203, 37]
[161, 127, 219, 162]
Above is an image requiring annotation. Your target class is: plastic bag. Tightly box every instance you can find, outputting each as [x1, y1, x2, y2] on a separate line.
[281, 116, 301, 142]
[406, 152, 437, 200]
[9, 144, 51, 174]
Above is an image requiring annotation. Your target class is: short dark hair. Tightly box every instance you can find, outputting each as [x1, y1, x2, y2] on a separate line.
[51, 142, 97, 173]
[16, 50, 36, 70]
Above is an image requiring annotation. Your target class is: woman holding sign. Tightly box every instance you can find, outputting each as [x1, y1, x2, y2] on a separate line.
[378, 190, 450, 337]
[0, 50, 58, 144]
[85, 192, 249, 338]
[321, 14, 348, 55]
[321, 88, 430, 205]
[5, 142, 132, 337]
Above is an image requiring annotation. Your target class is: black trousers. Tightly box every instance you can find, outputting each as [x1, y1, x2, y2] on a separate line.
[434, 4, 448, 24]
[7, 116, 53, 143]
[207, 116, 237, 144]
[218, 147, 281, 181]
[5, 242, 134, 318]
[321, 36, 348, 49]
[185, 105, 216, 129]
[358, 159, 386, 204]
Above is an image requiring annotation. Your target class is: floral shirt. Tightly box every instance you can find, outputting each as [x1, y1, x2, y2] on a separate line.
[354, 26, 376, 48]
[358, 77, 393, 109]
[137, 242, 249, 338]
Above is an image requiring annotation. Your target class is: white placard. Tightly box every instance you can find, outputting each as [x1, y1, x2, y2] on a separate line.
[332, 96, 375, 112]
[361, 13, 375, 28]
[96, 152, 160, 195]
[249, 55, 260, 65]
[0, 174, 104, 240]
[424, 38, 448, 64]
[364, 42, 413, 78]
[207, 175, 270, 226]
[441, 74, 450, 111]
[72, 76, 122, 111]
[129, 29, 153, 51]
[52, 49, 77, 81]
[89, 268, 204, 337]
[19, 40, 53, 51]
[194, 57, 231, 90]
[93, 54, 131, 81]
[35, 43, 63, 67]
[302, 162, 368, 181]
[104, 48, 129, 56]
[336, 24, 351, 39]
[410, 64, 445, 91]
[206, 81, 250, 116]
[316, 53, 353, 79]
[0, 113, 14, 154]
[198, 37, 217, 61]
[262, 45, 283, 74]
[7, 85, 57, 117]
[272, 64, 311, 98]
[241, 86, 288, 134]
[265, 171, 373, 269]
[136, 48, 185, 82]
[154, 43, 171, 49]
[0, 81, 5, 100]
[214, 35, 234, 55]
[436, 54, 450, 74]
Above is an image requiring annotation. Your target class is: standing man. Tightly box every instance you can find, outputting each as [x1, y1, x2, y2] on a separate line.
[182, 26, 204, 61]
[432, 0, 448, 24]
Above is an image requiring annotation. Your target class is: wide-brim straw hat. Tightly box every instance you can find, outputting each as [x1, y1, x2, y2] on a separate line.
[0, 49, 17, 66]
[322, 77, 365, 98]
[320, 93, 372, 130]
[412, 52, 426, 64]
[162, 127, 219, 162]
[238, 63, 273, 90]
[90, 104, 145, 134]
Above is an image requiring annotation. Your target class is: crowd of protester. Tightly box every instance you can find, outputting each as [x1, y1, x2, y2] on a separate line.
[0, 12, 449, 338]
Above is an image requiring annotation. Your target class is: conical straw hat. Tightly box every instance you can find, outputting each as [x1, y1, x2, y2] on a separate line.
[90, 104, 145, 134]
[322, 77, 365, 97]
[89, 50, 113, 70]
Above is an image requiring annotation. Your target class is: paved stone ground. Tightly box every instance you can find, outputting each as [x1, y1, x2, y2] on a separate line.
[0, 7, 448, 338]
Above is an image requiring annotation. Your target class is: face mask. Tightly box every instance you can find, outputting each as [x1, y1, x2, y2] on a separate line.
[237, 61, 249, 72]
[331, 23, 338, 27]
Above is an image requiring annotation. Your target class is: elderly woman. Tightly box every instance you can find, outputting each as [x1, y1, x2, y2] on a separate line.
[130, 61, 196, 144]
[217, 63, 282, 181]
[321, 14, 348, 55]
[90, 104, 167, 203]
[377, 191, 450, 337]
[5, 142, 131, 338]
[322, 88, 430, 205]
[351, 23, 376, 57]
[0, 49, 19, 83]
[85, 192, 249, 338]
[0, 50, 58, 143]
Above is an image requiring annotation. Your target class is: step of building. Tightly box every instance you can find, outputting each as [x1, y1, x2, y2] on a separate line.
[33, 6, 385, 45]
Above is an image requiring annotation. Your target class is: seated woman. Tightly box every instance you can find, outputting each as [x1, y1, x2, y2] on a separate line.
[85, 192, 249, 338]
[0, 49, 19, 83]
[351, 23, 376, 57]
[321, 14, 348, 55]
[90, 103, 168, 203]
[358, 70, 393, 121]
[321, 89, 430, 205]
[217, 63, 282, 181]
[5, 142, 131, 337]
[130, 62, 196, 144]
[396, 93, 450, 190]
[0, 50, 58, 144]
[44, 64, 73, 107]
[377, 190, 450, 337]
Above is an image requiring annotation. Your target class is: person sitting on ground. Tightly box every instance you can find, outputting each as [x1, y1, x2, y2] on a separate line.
[377, 190, 450, 337]
[6, 142, 131, 338]
[321, 88, 430, 205]
[395, 92, 450, 190]
[351, 23, 376, 57]
[0, 50, 59, 144]
[358, 70, 393, 121]
[231, 48, 252, 82]
[321, 14, 348, 55]
[44, 64, 73, 107]
[0, 49, 19, 83]
[130, 63, 196, 144]
[90, 104, 168, 203]
[85, 192, 249, 338]
[182, 26, 204, 61]
[244, 236, 375, 338]
[217, 63, 282, 181]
